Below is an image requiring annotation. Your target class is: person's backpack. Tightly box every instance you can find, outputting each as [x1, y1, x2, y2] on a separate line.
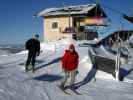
[25, 40, 30, 50]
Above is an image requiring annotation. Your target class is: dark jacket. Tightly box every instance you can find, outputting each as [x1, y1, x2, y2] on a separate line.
[25, 38, 40, 53]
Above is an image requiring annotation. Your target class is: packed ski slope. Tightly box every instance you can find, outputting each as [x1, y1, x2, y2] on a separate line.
[0, 40, 133, 100]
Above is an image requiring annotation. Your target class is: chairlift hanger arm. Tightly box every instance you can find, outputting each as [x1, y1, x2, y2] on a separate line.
[123, 14, 133, 23]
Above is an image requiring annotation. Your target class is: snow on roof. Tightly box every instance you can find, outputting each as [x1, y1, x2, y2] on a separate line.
[37, 4, 96, 17]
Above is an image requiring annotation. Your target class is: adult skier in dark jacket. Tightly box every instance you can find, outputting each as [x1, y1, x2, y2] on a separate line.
[25, 34, 40, 72]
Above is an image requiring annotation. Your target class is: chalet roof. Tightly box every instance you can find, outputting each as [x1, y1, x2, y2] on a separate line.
[37, 4, 105, 17]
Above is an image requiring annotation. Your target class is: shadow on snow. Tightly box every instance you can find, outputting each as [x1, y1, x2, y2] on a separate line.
[34, 57, 61, 71]
[33, 74, 62, 82]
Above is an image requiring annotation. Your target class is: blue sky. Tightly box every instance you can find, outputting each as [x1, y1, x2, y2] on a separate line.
[0, 0, 133, 44]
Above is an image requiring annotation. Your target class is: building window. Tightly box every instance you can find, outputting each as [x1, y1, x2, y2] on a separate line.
[52, 22, 58, 29]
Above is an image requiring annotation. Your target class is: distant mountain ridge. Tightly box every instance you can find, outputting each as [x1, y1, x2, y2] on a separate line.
[0, 44, 25, 55]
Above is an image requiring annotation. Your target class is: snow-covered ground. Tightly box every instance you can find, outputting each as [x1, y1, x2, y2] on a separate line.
[0, 40, 133, 100]
[0, 50, 10, 56]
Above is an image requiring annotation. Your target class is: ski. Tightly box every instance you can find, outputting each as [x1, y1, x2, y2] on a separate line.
[61, 89, 71, 95]
[70, 89, 82, 95]
[24, 64, 37, 73]
[57, 85, 71, 95]
[63, 85, 82, 95]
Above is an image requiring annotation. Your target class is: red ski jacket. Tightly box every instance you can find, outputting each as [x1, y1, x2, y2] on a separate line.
[61, 50, 79, 71]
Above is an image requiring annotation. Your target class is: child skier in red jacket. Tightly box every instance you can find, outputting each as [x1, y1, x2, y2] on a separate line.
[60, 44, 79, 90]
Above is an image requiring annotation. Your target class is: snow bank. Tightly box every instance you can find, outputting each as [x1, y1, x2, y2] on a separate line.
[17, 38, 76, 55]
[0, 50, 10, 56]
[78, 55, 93, 80]
[41, 38, 77, 52]
[16, 50, 28, 55]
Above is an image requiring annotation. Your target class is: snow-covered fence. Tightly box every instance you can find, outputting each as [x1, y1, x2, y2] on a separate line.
[40, 38, 77, 52]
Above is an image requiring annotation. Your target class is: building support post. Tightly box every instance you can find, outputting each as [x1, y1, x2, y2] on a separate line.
[115, 48, 120, 81]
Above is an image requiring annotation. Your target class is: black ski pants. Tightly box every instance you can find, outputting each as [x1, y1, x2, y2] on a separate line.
[26, 51, 37, 67]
